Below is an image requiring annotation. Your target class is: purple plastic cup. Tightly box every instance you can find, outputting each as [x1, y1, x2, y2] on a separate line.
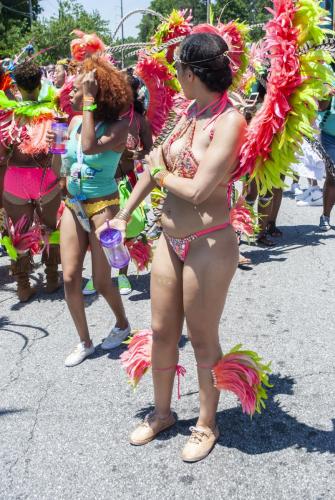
[49, 120, 68, 154]
[99, 228, 130, 269]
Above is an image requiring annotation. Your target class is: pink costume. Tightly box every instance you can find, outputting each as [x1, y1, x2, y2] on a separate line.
[4, 165, 58, 201]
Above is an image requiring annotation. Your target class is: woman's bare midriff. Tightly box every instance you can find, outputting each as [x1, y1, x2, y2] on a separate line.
[161, 185, 230, 237]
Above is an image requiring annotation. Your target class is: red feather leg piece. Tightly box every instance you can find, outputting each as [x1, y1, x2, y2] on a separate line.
[8, 215, 42, 255]
[120, 329, 153, 388]
[212, 345, 272, 416]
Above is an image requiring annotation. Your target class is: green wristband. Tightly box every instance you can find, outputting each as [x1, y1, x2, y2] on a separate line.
[151, 166, 164, 177]
[83, 104, 97, 111]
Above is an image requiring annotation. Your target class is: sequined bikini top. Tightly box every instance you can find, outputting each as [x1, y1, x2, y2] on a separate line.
[163, 93, 230, 180]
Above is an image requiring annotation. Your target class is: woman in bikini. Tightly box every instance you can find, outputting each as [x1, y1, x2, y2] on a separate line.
[97, 33, 246, 462]
[50, 56, 133, 367]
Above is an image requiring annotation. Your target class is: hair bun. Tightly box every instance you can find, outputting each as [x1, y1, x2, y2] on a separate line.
[180, 33, 232, 93]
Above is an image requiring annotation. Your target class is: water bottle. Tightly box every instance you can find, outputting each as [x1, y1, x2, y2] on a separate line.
[99, 226, 130, 269]
[49, 117, 68, 154]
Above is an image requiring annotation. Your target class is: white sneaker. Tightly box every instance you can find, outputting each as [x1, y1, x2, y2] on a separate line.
[101, 322, 131, 350]
[291, 182, 303, 196]
[64, 341, 95, 367]
[296, 189, 323, 206]
[295, 187, 312, 201]
[296, 186, 322, 202]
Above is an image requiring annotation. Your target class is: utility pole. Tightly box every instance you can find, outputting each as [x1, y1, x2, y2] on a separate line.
[28, 0, 33, 26]
[206, 0, 211, 24]
[120, 0, 125, 68]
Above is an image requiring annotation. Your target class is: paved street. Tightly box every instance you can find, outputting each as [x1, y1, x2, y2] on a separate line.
[1, 188, 335, 500]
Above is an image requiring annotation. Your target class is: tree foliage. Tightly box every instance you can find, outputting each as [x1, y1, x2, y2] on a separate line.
[0, 0, 111, 63]
[138, 0, 271, 42]
[0, 0, 41, 27]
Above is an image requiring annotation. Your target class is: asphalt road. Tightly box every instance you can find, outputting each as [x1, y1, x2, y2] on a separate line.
[1, 187, 335, 500]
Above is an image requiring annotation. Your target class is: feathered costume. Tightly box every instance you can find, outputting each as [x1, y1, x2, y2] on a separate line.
[0, 85, 60, 155]
[114, 0, 334, 414]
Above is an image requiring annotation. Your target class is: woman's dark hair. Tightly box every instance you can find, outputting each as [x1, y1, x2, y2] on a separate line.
[130, 75, 145, 115]
[14, 60, 42, 92]
[179, 33, 232, 93]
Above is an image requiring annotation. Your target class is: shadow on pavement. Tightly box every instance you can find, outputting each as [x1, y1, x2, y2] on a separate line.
[0, 408, 27, 417]
[128, 273, 150, 301]
[0, 315, 49, 351]
[241, 225, 335, 265]
[134, 374, 335, 455]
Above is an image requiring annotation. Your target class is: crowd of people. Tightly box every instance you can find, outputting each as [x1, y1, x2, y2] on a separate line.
[1, 4, 335, 463]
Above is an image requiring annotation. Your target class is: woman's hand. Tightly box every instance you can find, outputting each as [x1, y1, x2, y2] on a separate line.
[95, 218, 127, 243]
[145, 145, 165, 171]
[145, 146, 167, 185]
[46, 128, 56, 147]
[82, 69, 98, 99]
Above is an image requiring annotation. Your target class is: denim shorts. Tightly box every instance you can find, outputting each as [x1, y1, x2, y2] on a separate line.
[321, 131, 335, 163]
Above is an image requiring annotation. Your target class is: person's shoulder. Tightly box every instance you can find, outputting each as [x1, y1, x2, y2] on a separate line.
[105, 117, 129, 138]
[68, 115, 82, 134]
[216, 106, 246, 131]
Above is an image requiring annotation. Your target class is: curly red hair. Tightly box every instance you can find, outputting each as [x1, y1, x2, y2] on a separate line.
[82, 56, 132, 121]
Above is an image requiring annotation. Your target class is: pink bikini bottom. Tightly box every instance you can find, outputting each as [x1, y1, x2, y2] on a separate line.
[164, 222, 231, 262]
[4, 166, 58, 201]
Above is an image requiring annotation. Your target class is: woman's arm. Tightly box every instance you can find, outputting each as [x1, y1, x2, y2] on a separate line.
[95, 168, 155, 238]
[116, 116, 153, 176]
[136, 116, 153, 160]
[123, 168, 155, 213]
[149, 111, 246, 205]
[81, 110, 129, 155]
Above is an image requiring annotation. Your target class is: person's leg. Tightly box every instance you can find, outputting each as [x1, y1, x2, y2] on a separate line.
[2, 195, 35, 301]
[38, 190, 62, 293]
[308, 178, 318, 187]
[267, 174, 285, 237]
[323, 170, 335, 218]
[60, 207, 90, 345]
[150, 234, 184, 417]
[89, 208, 128, 330]
[244, 178, 258, 206]
[129, 234, 184, 445]
[269, 187, 284, 226]
[183, 226, 239, 430]
[257, 192, 275, 246]
[320, 132, 335, 224]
